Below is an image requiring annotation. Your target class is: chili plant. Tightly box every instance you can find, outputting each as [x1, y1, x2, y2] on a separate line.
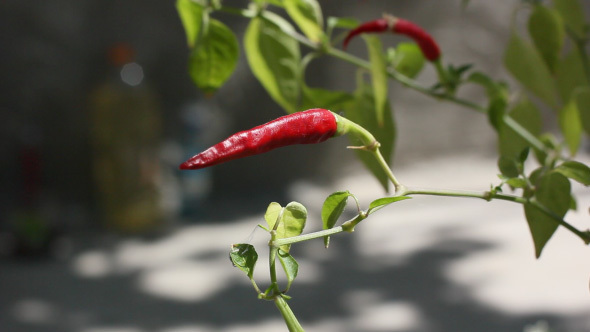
[176, 0, 590, 330]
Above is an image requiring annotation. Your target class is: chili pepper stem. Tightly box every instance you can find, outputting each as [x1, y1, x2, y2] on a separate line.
[433, 58, 452, 94]
[335, 113, 403, 192]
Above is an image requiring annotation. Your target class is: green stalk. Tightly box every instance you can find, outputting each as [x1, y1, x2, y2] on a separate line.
[275, 295, 304, 332]
[273, 226, 346, 248]
[399, 187, 590, 244]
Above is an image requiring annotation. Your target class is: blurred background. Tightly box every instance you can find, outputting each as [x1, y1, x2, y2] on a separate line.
[1, 0, 589, 331]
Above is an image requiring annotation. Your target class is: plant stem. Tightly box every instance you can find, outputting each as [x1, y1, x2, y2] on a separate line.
[502, 115, 546, 152]
[269, 232, 279, 285]
[275, 295, 304, 332]
[371, 148, 403, 192]
[273, 226, 346, 248]
[399, 187, 590, 244]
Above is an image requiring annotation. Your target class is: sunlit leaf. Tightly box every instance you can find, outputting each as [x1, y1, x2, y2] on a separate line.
[528, 5, 564, 72]
[504, 32, 558, 108]
[524, 172, 571, 258]
[364, 36, 389, 127]
[229, 243, 258, 279]
[176, 0, 206, 48]
[321, 191, 352, 248]
[265, 202, 283, 230]
[558, 97, 582, 156]
[277, 249, 299, 292]
[189, 19, 239, 93]
[245, 14, 301, 113]
[266, 202, 307, 252]
[284, 0, 324, 42]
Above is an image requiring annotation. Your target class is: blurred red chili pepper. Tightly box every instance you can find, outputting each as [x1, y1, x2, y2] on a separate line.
[343, 15, 441, 61]
[179, 109, 339, 170]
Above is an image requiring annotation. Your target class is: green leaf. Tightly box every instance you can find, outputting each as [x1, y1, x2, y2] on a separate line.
[498, 155, 520, 178]
[391, 42, 426, 79]
[284, 0, 324, 42]
[498, 97, 542, 159]
[176, 0, 206, 48]
[574, 86, 590, 135]
[558, 97, 583, 156]
[524, 172, 571, 258]
[554, 161, 590, 186]
[505, 177, 528, 189]
[468, 71, 509, 131]
[245, 15, 301, 113]
[327, 16, 359, 30]
[301, 86, 354, 112]
[277, 249, 299, 292]
[189, 19, 239, 93]
[266, 202, 307, 252]
[364, 36, 389, 126]
[344, 79, 396, 191]
[504, 32, 558, 108]
[367, 196, 411, 214]
[528, 5, 565, 73]
[229, 243, 258, 279]
[321, 191, 352, 248]
[553, 0, 587, 39]
[555, 51, 589, 103]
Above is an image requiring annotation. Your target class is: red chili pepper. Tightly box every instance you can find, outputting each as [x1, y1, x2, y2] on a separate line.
[179, 109, 339, 170]
[343, 16, 441, 62]
[342, 18, 389, 49]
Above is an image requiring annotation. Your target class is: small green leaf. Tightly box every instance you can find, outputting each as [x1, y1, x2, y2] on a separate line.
[266, 202, 307, 252]
[265, 202, 283, 230]
[391, 42, 426, 78]
[574, 87, 590, 135]
[176, 0, 205, 48]
[498, 97, 542, 159]
[189, 19, 239, 93]
[528, 5, 565, 73]
[367, 196, 411, 214]
[245, 14, 301, 113]
[364, 36, 389, 126]
[504, 32, 558, 108]
[284, 0, 324, 42]
[524, 172, 571, 258]
[553, 0, 587, 39]
[498, 155, 520, 178]
[555, 51, 589, 103]
[344, 79, 396, 192]
[277, 249, 299, 292]
[229, 243, 258, 279]
[558, 97, 583, 156]
[468, 71, 509, 131]
[505, 177, 528, 189]
[327, 16, 359, 30]
[321, 191, 352, 248]
[554, 161, 590, 186]
[301, 86, 354, 112]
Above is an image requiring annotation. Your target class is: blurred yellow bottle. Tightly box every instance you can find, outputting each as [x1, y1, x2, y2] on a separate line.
[89, 43, 163, 232]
